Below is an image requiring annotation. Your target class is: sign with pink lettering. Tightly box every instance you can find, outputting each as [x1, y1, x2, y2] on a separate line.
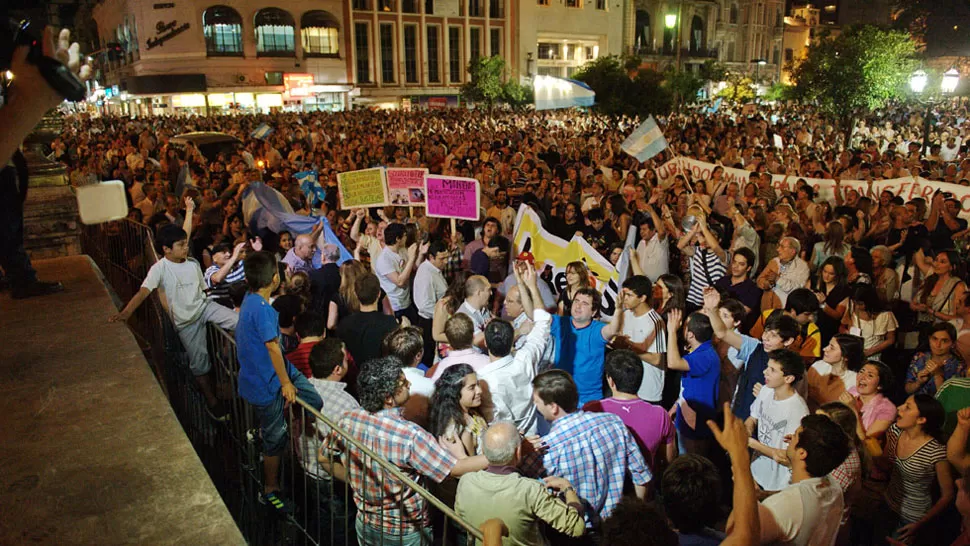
[424, 175, 480, 220]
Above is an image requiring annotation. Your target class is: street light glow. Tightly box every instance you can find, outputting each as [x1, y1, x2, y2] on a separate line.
[665, 14, 677, 28]
[942, 68, 960, 94]
[909, 69, 928, 94]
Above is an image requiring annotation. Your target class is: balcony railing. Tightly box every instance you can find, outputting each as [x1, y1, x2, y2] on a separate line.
[632, 46, 719, 59]
[82, 218, 498, 546]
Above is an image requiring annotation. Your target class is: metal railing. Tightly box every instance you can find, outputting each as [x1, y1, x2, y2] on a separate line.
[82, 218, 493, 546]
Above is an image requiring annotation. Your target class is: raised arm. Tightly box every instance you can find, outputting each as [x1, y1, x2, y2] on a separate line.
[702, 287, 743, 350]
[182, 196, 195, 240]
[948, 408, 970, 473]
[600, 290, 627, 341]
[711, 404, 760, 546]
[665, 308, 690, 371]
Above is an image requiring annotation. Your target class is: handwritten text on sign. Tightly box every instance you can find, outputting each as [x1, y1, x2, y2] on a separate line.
[386, 168, 428, 205]
[337, 168, 388, 209]
[425, 176, 481, 220]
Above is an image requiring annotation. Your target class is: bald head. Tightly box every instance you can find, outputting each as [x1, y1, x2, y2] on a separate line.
[482, 421, 521, 465]
[465, 275, 492, 308]
[294, 234, 315, 259]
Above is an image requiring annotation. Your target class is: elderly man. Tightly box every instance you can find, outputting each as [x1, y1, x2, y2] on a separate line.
[309, 243, 341, 321]
[282, 222, 324, 276]
[455, 421, 586, 546]
[870, 245, 900, 304]
[757, 236, 810, 308]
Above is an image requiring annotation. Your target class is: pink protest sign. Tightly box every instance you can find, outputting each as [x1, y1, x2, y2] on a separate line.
[386, 168, 428, 205]
[424, 175, 480, 220]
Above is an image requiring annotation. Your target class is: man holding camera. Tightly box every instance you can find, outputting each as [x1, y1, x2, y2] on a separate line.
[1, 26, 90, 299]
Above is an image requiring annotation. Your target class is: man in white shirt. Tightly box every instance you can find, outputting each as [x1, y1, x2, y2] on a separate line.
[756, 414, 849, 546]
[477, 264, 552, 435]
[633, 204, 668, 283]
[610, 275, 667, 404]
[757, 237, 810, 307]
[413, 240, 450, 367]
[457, 275, 493, 351]
[431, 314, 492, 380]
[746, 350, 809, 492]
[374, 223, 427, 323]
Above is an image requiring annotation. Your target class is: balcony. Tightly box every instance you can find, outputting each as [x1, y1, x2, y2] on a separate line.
[633, 45, 719, 59]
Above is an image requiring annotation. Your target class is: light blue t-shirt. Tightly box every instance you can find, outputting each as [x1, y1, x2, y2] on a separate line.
[551, 316, 609, 405]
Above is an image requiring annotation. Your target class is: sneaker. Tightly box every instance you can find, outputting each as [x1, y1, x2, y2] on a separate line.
[205, 401, 231, 422]
[259, 490, 294, 514]
[12, 280, 64, 300]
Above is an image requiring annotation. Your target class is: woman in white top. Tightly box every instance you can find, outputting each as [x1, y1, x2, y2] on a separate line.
[805, 334, 864, 412]
[842, 284, 898, 360]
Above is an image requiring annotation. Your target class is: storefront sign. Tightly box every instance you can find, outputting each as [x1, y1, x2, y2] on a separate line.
[146, 20, 190, 50]
[425, 176, 480, 220]
[283, 73, 315, 97]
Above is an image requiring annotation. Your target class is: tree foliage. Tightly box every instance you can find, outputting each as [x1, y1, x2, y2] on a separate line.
[788, 25, 917, 126]
[664, 69, 704, 108]
[717, 72, 756, 103]
[572, 55, 673, 116]
[461, 56, 506, 108]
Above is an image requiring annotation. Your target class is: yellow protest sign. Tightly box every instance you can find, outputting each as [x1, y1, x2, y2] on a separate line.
[337, 168, 388, 210]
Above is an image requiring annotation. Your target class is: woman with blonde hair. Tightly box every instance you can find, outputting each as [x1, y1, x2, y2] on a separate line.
[327, 260, 369, 330]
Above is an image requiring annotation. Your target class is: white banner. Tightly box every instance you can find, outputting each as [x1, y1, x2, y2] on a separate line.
[654, 158, 970, 217]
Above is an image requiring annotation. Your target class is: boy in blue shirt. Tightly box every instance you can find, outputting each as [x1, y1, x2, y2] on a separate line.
[665, 308, 720, 458]
[236, 251, 323, 513]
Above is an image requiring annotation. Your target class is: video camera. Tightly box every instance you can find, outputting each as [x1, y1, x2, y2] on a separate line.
[0, 17, 87, 102]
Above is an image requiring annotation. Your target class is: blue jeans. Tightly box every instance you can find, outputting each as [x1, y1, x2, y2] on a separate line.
[355, 515, 431, 546]
[253, 365, 323, 456]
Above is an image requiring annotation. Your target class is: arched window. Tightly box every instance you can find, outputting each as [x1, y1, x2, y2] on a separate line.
[730, 4, 738, 24]
[203, 5, 243, 56]
[635, 10, 651, 51]
[301, 11, 339, 56]
[255, 8, 295, 56]
[690, 15, 704, 52]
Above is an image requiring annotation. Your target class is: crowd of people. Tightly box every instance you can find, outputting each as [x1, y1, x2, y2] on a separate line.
[73, 97, 970, 546]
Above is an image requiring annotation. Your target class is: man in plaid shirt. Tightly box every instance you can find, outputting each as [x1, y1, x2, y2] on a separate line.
[324, 356, 487, 545]
[521, 370, 652, 530]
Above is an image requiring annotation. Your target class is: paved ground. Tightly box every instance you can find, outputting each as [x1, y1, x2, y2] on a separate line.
[0, 255, 245, 545]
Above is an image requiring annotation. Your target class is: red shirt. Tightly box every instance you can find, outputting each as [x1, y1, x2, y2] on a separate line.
[285, 341, 319, 378]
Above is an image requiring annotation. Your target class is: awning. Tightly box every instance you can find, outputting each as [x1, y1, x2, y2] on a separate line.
[533, 75, 595, 110]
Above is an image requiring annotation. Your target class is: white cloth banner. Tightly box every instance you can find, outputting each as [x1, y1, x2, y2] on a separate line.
[654, 158, 970, 217]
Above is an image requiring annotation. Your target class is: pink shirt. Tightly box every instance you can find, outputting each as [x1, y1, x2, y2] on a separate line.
[430, 348, 492, 381]
[583, 397, 675, 471]
[848, 387, 897, 431]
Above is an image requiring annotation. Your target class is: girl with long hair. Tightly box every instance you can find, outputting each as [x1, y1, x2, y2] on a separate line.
[811, 221, 850, 271]
[558, 261, 592, 317]
[805, 333, 864, 411]
[428, 364, 487, 458]
[879, 395, 954, 544]
[912, 248, 967, 326]
[655, 274, 686, 316]
[606, 193, 632, 242]
[327, 260, 369, 330]
[845, 246, 874, 285]
[842, 284, 898, 360]
[812, 256, 852, 346]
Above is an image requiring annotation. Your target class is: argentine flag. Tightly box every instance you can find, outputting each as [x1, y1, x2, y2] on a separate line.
[295, 170, 326, 206]
[251, 123, 274, 140]
[620, 116, 668, 162]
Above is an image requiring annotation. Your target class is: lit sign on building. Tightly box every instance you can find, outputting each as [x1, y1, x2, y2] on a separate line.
[283, 73, 316, 97]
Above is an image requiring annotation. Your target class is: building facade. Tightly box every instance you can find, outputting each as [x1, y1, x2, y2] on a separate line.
[781, 4, 839, 84]
[626, 0, 784, 81]
[516, 0, 625, 80]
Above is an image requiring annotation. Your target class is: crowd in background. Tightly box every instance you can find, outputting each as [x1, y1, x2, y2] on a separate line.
[68, 98, 970, 546]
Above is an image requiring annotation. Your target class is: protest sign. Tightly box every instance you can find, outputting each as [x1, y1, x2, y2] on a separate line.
[424, 175, 480, 220]
[386, 168, 428, 205]
[512, 205, 625, 319]
[337, 168, 388, 210]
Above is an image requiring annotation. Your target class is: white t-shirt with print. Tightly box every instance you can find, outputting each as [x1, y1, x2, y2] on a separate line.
[141, 257, 206, 328]
[619, 309, 667, 403]
[750, 386, 810, 491]
[761, 476, 844, 546]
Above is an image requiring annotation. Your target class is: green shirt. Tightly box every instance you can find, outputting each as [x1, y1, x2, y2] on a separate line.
[936, 377, 970, 439]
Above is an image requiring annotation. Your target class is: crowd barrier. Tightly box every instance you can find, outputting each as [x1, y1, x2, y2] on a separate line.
[82, 219, 489, 546]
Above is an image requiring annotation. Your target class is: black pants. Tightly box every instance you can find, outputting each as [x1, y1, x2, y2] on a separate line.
[417, 315, 436, 368]
[0, 166, 35, 289]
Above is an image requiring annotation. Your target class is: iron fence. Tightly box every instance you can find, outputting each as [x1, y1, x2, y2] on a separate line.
[82, 218, 489, 546]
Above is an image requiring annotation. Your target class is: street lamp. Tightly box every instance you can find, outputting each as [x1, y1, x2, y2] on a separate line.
[909, 68, 959, 156]
[665, 14, 677, 28]
[666, 9, 681, 70]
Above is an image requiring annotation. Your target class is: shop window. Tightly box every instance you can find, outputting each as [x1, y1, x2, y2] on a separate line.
[255, 8, 296, 57]
[301, 11, 340, 56]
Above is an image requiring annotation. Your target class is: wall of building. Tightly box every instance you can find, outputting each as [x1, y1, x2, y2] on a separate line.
[516, 0, 624, 80]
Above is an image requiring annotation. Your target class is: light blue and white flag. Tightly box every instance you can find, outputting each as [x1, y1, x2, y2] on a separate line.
[707, 97, 723, 114]
[294, 170, 326, 205]
[620, 115, 668, 162]
[251, 123, 274, 140]
[242, 183, 352, 266]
